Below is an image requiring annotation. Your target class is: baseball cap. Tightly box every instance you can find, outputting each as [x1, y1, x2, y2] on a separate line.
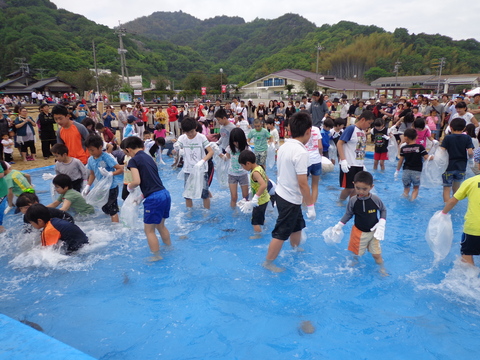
[312, 91, 320, 97]
[127, 115, 136, 122]
[431, 96, 439, 100]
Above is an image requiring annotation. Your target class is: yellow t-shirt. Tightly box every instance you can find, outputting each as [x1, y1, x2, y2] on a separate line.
[454, 175, 480, 236]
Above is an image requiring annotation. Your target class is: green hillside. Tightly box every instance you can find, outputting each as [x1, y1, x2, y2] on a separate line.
[1, 0, 479, 94]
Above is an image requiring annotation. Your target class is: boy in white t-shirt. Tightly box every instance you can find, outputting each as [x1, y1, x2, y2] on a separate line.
[337, 110, 375, 201]
[305, 124, 323, 203]
[174, 117, 214, 210]
[263, 112, 316, 273]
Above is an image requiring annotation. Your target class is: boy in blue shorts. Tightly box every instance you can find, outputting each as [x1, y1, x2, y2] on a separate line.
[83, 135, 123, 222]
[121, 136, 171, 261]
[440, 117, 474, 202]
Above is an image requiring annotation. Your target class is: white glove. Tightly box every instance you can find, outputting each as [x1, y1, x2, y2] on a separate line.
[394, 170, 399, 180]
[370, 218, 386, 241]
[238, 199, 254, 214]
[332, 222, 344, 235]
[4, 205, 13, 215]
[194, 159, 205, 168]
[179, 149, 185, 157]
[382, 135, 390, 140]
[306, 204, 316, 220]
[99, 167, 111, 177]
[81, 184, 91, 197]
[340, 159, 350, 173]
[251, 194, 260, 207]
[42, 173, 55, 180]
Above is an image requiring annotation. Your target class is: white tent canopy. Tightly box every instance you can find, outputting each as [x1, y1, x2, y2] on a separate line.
[466, 87, 480, 96]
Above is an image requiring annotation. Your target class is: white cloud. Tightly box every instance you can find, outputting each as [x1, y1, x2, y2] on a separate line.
[50, 0, 480, 41]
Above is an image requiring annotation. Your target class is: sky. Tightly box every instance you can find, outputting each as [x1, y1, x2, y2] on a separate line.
[50, 0, 480, 41]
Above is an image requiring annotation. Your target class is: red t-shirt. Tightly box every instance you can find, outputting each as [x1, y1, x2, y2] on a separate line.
[59, 125, 89, 164]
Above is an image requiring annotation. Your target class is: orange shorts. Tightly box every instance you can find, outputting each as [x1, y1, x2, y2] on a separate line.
[348, 225, 381, 256]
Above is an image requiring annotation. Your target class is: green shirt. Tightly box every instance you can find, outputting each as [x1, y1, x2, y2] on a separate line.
[248, 128, 271, 152]
[0, 166, 7, 198]
[5, 170, 33, 196]
[250, 165, 270, 206]
[467, 103, 480, 122]
[57, 189, 95, 215]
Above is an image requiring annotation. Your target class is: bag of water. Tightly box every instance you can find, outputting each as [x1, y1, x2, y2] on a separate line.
[120, 187, 142, 228]
[85, 173, 113, 207]
[321, 156, 334, 173]
[322, 226, 344, 245]
[425, 210, 453, 262]
[266, 143, 276, 169]
[328, 142, 337, 161]
[387, 137, 398, 163]
[214, 154, 229, 189]
[183, 165, 204, 199]
[421, 147, 449, 188]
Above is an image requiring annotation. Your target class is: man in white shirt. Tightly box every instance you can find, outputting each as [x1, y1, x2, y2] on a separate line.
[263, 111, 316, 273]
[31, 91, 37, 104]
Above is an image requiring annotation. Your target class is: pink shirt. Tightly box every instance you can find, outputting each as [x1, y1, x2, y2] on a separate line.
[426, 116, 438, 131]
[416, 128, 431, 147]
[154, 129, 167, 139]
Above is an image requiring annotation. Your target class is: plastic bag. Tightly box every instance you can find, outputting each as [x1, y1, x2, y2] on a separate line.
[85, 173, 113, 207]
[387, 137, 398, 163]
[421, 147, 448, 188]
[322, 226, 344, 245]
[120, 187, 142, 228]
[328, 142, 337, 161]
[425, 211, 454, 263]
[183, 165, 204, 199]
[321, 156, 334, 173]
[214, 154, 229, 189]
[267, 143, 276, 169]
[300, 229, 307, 244]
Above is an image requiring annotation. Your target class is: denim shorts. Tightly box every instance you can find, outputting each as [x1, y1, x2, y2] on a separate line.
[442, 170, 466, 187]
[307, 162, 322, 176]
[402, 169, 421, 187]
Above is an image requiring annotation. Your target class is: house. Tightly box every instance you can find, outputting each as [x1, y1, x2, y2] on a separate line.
[241, 69, 376, 99]
[0, 73, 76, 96]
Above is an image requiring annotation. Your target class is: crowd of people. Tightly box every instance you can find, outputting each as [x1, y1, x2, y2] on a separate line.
[1, 90, 480, 271]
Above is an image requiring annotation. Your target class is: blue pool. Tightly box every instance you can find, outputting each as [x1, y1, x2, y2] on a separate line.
[1, 155, 479, 359]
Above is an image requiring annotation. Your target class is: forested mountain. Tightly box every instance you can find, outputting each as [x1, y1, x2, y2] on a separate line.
[1, 0, 479, 94]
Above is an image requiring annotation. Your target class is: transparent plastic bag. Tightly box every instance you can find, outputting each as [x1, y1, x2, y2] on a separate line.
[387, 137, 398, 163]
[328, 142, 337, 161]
[267, 143, 276, 169]
[425, 211, 453, 263]
[183, 165, 204, 199]
[120, 187, 142, 228]
[214, 154, 229, 189]
[85, 173, 113, 207]
[322, 226, 344, 245]
[321, 156, 334, 173]
[421, 147, 448, 188]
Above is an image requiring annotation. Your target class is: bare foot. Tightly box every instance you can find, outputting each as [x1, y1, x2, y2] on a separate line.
[0, 225, 5, 233]
[293, 246, 304, 252]
[147, 252, 163, 262]
[379, 267, 389, 277]
[262, 260, 285, 273]
[249, 232, 262, 239]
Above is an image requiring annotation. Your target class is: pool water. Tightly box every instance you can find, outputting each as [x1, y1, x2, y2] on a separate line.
[1, 156, 479, 359]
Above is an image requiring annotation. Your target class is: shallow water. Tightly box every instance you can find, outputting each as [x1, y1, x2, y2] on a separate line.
[0, 157, 478, 359]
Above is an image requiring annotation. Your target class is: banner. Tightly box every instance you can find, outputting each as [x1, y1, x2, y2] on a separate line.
[201, 87, 207, 96]
[221, 85, 226, 93]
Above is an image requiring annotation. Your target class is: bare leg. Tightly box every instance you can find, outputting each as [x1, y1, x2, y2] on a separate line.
[229, 183, 238, 209]
[250, 225, 263, 239]
[443, 186, 451, 203]
[265, 238, 285, 261]
[156, 218, 171, 246]
[203, 197, 210, 210]
[21, 151, 27, 162]
[111, 214, 119, 223]
[373, 159, 379, 170]
[240, 184, 249, 200]
[289, 230, 302, 249]
[410, 186, 419, 201]
[452, 181, 461, 196]
[402, 187, 410, 198]
[380, 160, 385, 171]
[311, 174, 320, 204]
[144, 223, 160, 253]
[461, 255, 475, 266]
[339, 188, 355, 201]
[186, 199, 193, 208]
[372, 253, 388, 276]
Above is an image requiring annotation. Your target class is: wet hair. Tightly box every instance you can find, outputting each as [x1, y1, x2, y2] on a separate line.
[16, 192, 39, 208]
[181, 117, 198, 132]
[450, 117, 466, 131]
[51, 104, 69, 116]
[85, 134, 104, 149]
[229, 128, 248, 154]
[25, 203, 51, 224]
[404, 128, 417, 140]
[95, 123, 105, 130]
[289, 111, 312, 138]
[413, 118, 426, 130]
[374, 118, 385, 127]
[238, 149, 256, 165]
[323, 118, 334, 129]
[353, 171, 373, 186]
[358, 110, 375, 121]
[52, 174, 72, 189]
[121, 136, 144, 150]
[50, 143, 68, 155]
[215, 108, 228, 119]
[465, 123, 476, 138]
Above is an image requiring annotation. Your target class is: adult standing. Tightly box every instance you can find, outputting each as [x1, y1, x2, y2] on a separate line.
[167, 101, 180, 138]
[102, 106, 117, 131]
[31, 91, 37, 104]
[247, 99, 256, 125]
[309, 91, 329, 128]
[426, 96, 445, 139]
[37, 104, 57, 159]
[467, 93, 480, 125]
[14, 107, 37, 162]
[117, 104, 128, 141]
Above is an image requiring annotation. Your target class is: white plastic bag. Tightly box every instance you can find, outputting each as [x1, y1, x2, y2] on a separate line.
[214, 154, 229, 189]
[267, 143, 276, 169]
[321, 156, 334, 173]
[322, 226, 344, 245]
[425, 211, 454, 263]
[421, 147, 449, 188]
[120, 187, 142, 228]
[387, 137, 398, 163]
[85, 173, 113, 207]
[328, 142, 337, 161]
[183, 165, 204, 199]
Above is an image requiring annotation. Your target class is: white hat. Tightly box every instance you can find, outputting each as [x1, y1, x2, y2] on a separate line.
[126, 104, 133, 108]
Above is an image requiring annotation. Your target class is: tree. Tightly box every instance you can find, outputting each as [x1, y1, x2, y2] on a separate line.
[285, 84, 295, 95]
[98, 72, 122, 94]
[182, 71, 206, 91]
[301, 77, 317, 94]
[364, 67, 393, 82]
[57, 69, 95, 93]
[153, 75, 170, 90]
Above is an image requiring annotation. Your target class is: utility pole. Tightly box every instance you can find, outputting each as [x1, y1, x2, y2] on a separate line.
[14, 57, 30, 85]
[394, 61, 401, 98]
[35, 68, 47, 79]
[436, 57, 446, 95]
[315, 44, 323, 82]
[92, 40, 101, 96]
[116, 22, 130, 85]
